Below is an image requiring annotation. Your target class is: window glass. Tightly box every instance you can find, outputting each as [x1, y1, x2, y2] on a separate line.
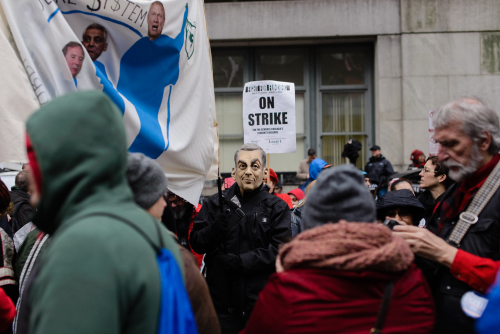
[321, 52, 365, 86]
[322, 135, 366, 170]
[213, 53, 244, 88]
[259, 53, 304, 86]
[216, 95, 243, 135]
[295, 93, 305, 134]
[322, 92, 365, 133]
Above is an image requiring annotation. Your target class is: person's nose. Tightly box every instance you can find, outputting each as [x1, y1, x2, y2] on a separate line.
[395, 213, 401, 221]
[437, 145, 448, 162]
[419, 170, 424, 177]
[89, 38, 95, 47]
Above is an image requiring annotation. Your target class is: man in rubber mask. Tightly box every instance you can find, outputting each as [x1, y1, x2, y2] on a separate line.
[190, 143, 290, 334]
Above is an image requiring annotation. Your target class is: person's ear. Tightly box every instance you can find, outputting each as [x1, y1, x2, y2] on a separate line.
[479, 131, 492, 153]
[103, 42, 108, 52]
[231, 168, 236, 179]
[438, 174, 447, 183]
[264, 167, 269, 179]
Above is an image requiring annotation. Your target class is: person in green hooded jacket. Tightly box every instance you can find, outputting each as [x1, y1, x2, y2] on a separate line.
[19, 91, 184, 334]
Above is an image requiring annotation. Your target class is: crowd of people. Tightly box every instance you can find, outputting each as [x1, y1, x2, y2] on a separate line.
[0, 93, 500, 334]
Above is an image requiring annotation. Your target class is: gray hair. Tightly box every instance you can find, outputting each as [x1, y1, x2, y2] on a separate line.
[83, 23, 108, 43]
[433, 97, 500, 155]
[234, 143, 266, 169]
[62, 41, 85, 60]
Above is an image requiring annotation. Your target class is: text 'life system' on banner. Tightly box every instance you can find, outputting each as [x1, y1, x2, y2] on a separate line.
[0, 0, 218, 205]
[243, 80, 296, 154]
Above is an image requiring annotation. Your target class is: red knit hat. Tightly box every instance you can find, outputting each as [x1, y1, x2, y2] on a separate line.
[268, 168, 279, 184]
[410, 150, 424, 161]
[288, 188, 305, 201]
[0, 180, 11, 212]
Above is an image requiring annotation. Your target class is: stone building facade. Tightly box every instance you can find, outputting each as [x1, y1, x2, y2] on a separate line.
[205, 0, 500, 174]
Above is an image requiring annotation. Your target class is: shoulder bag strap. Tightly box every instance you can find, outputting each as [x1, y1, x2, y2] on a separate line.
[370, 282, 394, 334]
[447, 160, 500, 248]
[224, 191, 273, 228]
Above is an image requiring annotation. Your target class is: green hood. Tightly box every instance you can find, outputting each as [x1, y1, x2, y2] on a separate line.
[26, 91, 132, 234]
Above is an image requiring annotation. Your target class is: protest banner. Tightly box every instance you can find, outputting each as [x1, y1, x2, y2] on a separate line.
[428, 110, 438, 156]
[0, 0, 218, 204]
[243, 80, 296, 155]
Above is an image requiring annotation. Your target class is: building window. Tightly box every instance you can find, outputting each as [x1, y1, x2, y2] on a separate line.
[212, 44, 373, 175]
[318, 47, 373, 170]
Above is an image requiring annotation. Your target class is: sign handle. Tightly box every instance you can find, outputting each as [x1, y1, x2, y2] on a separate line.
[267, 154, 270, 169]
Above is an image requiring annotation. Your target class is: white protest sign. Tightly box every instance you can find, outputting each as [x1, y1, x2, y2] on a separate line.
[428, 110, 438, 156]
[243, 80, 296, 153]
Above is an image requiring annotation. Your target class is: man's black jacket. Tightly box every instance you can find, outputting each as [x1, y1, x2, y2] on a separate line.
[423, 179, 500, 334]
[364, 155, 394, 187]
[190, 182, 291, 317]
[10, 188, 33, 233]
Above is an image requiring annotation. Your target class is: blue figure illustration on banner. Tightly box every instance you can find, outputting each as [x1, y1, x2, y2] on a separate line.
[80, 1, 188, 159]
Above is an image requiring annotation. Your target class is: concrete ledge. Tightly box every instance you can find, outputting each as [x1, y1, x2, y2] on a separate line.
[205, 0, 400, 40]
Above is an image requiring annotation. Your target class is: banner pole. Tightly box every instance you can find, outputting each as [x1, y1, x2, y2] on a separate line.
[267, 153, 270, 169]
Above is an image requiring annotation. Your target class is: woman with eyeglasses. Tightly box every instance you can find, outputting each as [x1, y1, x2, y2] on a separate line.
[376, 189, 426, 227]
[418, 156, 454, 224]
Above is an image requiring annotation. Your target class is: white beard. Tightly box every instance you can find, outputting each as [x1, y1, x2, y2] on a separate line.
[444, 144, 483, 182]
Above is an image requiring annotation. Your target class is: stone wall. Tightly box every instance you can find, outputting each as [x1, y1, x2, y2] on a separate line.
[206, 0, 500, 172]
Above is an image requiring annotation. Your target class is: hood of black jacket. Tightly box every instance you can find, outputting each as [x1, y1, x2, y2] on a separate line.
[10, 188, 30, 204]
[369, 155, 386, 163]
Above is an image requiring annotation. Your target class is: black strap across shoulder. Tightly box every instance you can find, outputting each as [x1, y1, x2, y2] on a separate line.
[223, 191, 272, 228]
[370, 282, 394, 334]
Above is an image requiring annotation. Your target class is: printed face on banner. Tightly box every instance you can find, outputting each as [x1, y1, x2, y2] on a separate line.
[232, 150, 268, 194]
[63, 43, 84, 78]
[148, 2, 166, 41]
[3, 0, 217, 205]
[82, 28, 108, 62]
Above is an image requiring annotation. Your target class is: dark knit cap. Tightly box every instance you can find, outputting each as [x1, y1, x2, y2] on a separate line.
[376, 189, 426, 221]
[0, 180, 11, 212]
[302, 164, 376, 230]
[126, 153, 168, 209]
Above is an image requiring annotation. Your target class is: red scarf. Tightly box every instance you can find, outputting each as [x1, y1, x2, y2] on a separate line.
[439, 154, 499, 232]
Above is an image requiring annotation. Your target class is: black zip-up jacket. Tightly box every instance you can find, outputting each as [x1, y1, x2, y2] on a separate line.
[364, 155, 394, 187]
[190, 182, 291, 317]
[10, 188, 33, 233]
[423, 180, 500, 334]
[418, 190, 445, 225]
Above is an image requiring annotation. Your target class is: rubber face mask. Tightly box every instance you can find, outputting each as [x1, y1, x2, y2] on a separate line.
[232, 150, 268, 194]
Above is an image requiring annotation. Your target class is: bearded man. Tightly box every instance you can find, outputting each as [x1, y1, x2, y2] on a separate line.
[190, 143, 290, 334]
[394, 97, 500, 334]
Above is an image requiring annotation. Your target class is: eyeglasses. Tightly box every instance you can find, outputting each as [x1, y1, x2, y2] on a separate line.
[423, 168, 436, 174]
[166, 193, 184, 206]
[386, 208, 412, 218]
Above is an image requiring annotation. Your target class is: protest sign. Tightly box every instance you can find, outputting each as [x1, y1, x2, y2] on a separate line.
[243, 80, 296, 154]
[0, 0, 218, 205]
[428, 110, 438, 156]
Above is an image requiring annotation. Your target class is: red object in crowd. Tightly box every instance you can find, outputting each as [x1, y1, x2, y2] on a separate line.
[0, 288, 16, 332]
[224, 177, 236, 189]
[287, 188, 305, 201]
[410, 149, 425, 168]
[268, 168, 279, 185]
[188, 204, 204, 268]
[26, 134, 42, 193]
[240, 264, 435, 334]
[275, 193, 293, 209]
